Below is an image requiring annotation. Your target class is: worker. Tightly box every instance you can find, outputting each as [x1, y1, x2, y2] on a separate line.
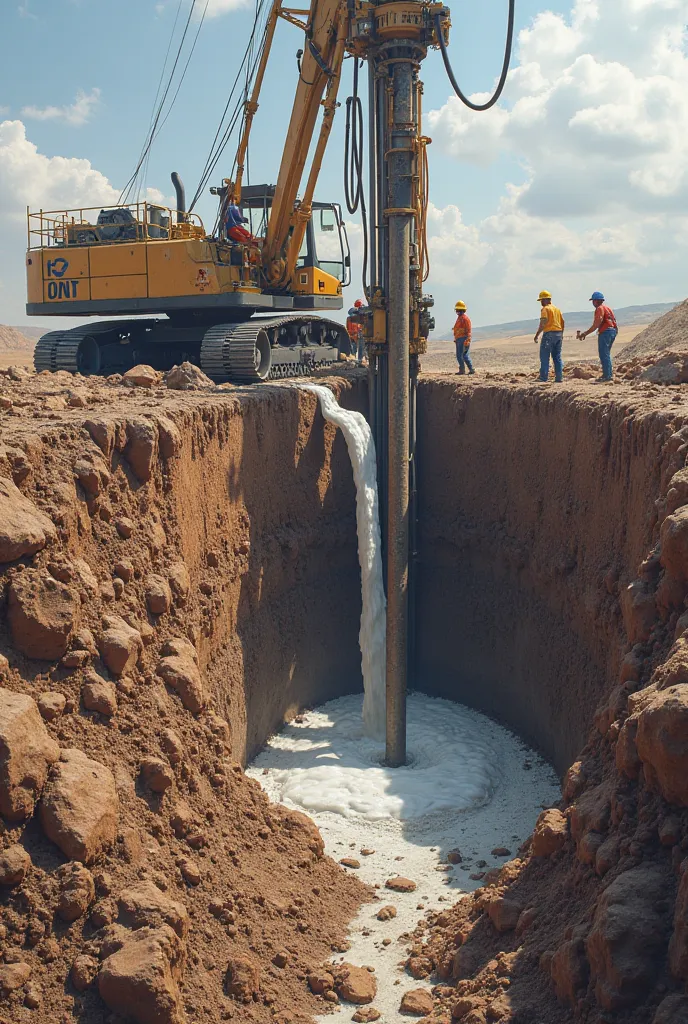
[577, 291, 618, 382]
[225, 201, 254, 244]
[453, 301, 474, 375]
[346, 299, 365, 364]
[534, 290, 565, 383]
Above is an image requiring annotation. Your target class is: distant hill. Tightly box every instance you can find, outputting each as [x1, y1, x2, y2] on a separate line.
[0, 325, 37, 351]
[436, 302, 680, 342]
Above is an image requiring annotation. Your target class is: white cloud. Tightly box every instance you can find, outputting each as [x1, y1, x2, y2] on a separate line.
[424, 0, 688, 328]
[21, 88, 101, 127]
[200, 0, 250, 17]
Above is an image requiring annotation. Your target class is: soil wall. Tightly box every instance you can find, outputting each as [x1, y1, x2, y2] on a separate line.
[416, 378, 671, 774]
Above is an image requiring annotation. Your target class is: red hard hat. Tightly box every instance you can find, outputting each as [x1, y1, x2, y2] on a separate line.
[354, 299, 363, 308]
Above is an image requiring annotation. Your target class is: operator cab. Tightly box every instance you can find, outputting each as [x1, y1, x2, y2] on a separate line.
[212, 182, 351, 289]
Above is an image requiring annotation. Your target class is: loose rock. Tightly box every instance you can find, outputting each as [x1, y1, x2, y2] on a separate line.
[123, 365, 158, 389]
[140, 757, 174, 794]
[225, 955, 261, 1001]
[8, 569, 79, 659]
[99, 615, 142, 676]
[119, 880, 190, 939]
[0, 843, 31, 885]
[0, 477, 56, 562]
[71, 954, 99, 992]
[400, 988, 434, 1016]
[333, 963, 377, 1004]
[99, 924, 184, 1024]
[145, 574, 172, 615]
[0, 688, 60, 821]
[40, 748, 119, 863]
[57, 862, 95, 922]
[385, 876, 417, 893]
[156, 653, 205, 713]
[532, 808, 567, 856]
[82, 674, 118, 717]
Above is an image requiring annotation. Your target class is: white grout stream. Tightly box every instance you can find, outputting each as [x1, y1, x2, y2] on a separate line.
[247, 384, 560, 1020]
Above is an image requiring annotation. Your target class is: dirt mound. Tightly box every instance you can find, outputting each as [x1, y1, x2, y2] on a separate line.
[0, 325, 35, 352]
[622, 299, 688, 360]
[0, 366, 368, 1023]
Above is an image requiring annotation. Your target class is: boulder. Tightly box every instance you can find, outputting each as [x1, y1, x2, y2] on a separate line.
[99, 924, 185, 1024]
[385, 876, 417, 893]
[71, 954, 99, 992]
[225, 955, 261, 1002]
[308, 971, 335, 995]
[99, 615, 142, 676]
[164, 362, 213, 391]
[38, 691, 66, 722]
[0, 477, 56, 562]
[123, 365, 158, 389]
[40, 748, 118, 863]
[636, 685, 688, 805]
[145, 575, 172, 616]
[56, 862, 95, 922]
[487, 898, 523, 933]
[661, 507, 688, 582]
[156, 654, 205, 713]
[82, 675, 118, 717]
[118, 881, 189, 940]
[399, 988, 433, 1015]
[532, 808, 567, 856]
[8, 569, 79, 660]
[376, 905, 397, 921]
[140, 758, 174, 794]
[586, 865, 670, 1010]
[0, 961, 31, 993]
[334, 963, 377, 1004]
[0, 843, 31, 885]
[0, 689, 60, 821]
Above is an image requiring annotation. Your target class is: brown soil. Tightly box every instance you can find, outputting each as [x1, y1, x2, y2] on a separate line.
[0, 326, 35, 354]
[413, 368, 688, 1024]
[4, 350, 688, 1024]
[0, 365, 369, 1024]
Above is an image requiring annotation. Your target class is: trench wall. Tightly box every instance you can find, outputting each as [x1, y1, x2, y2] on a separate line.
[416, 378, 674, 774]
[166, 382, 366, 762]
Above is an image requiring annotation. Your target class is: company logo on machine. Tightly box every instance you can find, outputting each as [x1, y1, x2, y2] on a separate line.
[46, 257, 69, 279]
[195, 268, 212, 291]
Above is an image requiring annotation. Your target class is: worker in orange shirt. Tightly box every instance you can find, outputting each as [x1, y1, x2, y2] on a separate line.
[534, 290, 565, 382]
[577, 291, 618, 382]
[346, 299, 365, 363]
[453, 301, 474, 375]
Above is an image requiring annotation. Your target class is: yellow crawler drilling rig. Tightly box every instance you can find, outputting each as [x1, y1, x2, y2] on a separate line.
[27, 0, 444, 383]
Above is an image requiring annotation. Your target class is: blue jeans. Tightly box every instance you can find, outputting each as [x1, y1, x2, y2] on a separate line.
[540, 331, 563, 382]
[598, 328, 617, 380]
[456, 341, 474, 373]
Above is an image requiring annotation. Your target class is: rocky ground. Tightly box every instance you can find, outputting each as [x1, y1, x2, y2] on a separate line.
[0, 361, 368, 1024]
[3, 355, 688, 1024]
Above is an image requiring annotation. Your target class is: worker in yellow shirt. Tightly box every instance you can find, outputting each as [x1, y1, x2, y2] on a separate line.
[533, 290, 565, 383]
[453, 301, 475, 375]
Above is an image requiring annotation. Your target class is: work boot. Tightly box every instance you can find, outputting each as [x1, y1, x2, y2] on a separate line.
[457, 369, 465, 375]
[469, 368, 475, 375]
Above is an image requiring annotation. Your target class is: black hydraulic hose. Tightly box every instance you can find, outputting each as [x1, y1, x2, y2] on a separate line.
[343, 59, 369, 299]
[434, 1, 515, 112]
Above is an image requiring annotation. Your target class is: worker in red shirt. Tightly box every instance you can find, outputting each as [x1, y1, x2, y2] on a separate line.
[577, 291, 618, 382]
[453, 301, 474, 375]
[346, 299, 365, 364]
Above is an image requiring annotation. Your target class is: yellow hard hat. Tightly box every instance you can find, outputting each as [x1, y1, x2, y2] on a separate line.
[455, 301, 467, 311]
[538, 290, 552, 301]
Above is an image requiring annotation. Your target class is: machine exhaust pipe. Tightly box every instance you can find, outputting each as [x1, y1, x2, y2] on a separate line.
[170, 172, 186, 221]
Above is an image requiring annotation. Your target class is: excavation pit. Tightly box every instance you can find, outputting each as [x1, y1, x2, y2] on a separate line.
[1, 364, 688, 1024]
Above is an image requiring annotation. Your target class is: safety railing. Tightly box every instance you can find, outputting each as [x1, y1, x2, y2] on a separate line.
[27, 202, 205, 250]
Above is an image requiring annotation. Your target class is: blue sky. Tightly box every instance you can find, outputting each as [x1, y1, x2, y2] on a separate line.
[1, 0, 687, 334]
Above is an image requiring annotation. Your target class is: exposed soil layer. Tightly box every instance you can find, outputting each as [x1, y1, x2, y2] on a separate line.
[4, 359, 688, 1023]
[0, 365, 369, 1024]
[414, 372, 688, 1023]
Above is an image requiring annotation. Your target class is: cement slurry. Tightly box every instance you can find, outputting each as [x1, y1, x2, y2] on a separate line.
[249, 386, 560, 1019]
[300, 383, 386, 739]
